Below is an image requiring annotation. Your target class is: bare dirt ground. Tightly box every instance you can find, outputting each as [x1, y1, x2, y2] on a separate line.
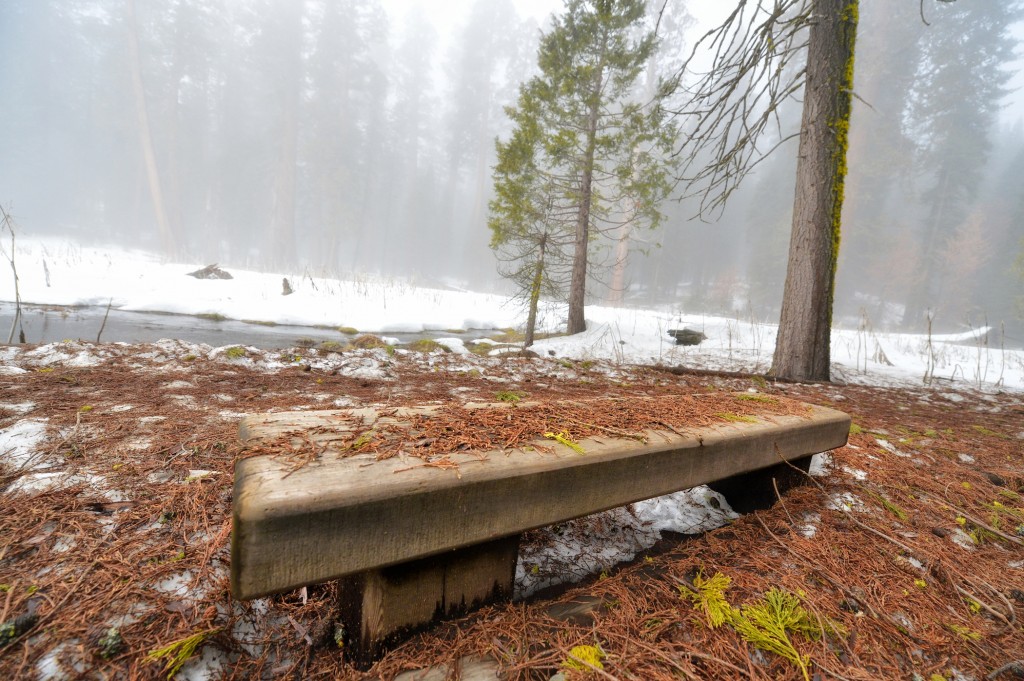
[1, 340, 1023, 680]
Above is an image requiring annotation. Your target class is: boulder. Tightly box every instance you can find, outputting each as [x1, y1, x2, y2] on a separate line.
[186, 264, 233, 280]
[667, 328, 706, 346]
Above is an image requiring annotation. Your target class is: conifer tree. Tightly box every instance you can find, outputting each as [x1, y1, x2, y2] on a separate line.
[902, 0, 1023, 326]
[490, 0, 676, 339]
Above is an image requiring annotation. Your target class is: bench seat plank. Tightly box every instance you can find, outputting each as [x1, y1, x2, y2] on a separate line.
[231, 400, 849, 600]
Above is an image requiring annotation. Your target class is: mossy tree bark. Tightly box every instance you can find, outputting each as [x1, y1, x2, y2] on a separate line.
[770, 0, 858, 382]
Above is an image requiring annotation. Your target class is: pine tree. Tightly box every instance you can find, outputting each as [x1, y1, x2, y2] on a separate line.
[902, 0, 1023, 327]
[490, 0, 676, 339]
[769, 0, 858, 381]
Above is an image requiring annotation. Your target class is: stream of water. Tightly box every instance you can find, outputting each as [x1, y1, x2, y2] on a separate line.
[0, 302, 498, 349]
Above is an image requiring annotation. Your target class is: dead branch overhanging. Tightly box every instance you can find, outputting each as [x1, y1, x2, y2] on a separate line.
[663, 0, 813, 219]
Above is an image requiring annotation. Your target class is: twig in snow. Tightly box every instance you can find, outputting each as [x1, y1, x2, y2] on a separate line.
[1, 204, 25, 344]
[96, 298, 113, 343]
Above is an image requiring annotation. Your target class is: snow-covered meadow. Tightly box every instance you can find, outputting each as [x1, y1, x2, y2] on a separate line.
[3, 237, 1023, 392]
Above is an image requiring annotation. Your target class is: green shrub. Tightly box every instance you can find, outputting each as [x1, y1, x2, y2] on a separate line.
[405, 339, 447, 353]
[318, 340, 345, 353]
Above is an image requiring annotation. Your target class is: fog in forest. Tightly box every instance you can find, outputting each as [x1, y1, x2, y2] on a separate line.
[2, 0, 1024, 341]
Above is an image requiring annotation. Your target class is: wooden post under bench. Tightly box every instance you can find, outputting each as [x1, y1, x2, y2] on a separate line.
[337, 536, 520, 661]
[231, 397, 850, 663]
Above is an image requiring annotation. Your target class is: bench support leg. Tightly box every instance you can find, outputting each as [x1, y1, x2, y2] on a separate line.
[707, 454, 813, 514]
[339, 534, 521, 666]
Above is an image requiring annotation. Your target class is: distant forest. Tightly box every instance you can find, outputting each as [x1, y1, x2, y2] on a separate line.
[1, 0, 1022, 337]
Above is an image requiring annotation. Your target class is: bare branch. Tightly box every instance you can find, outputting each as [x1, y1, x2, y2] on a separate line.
[664, 0, 813, 218]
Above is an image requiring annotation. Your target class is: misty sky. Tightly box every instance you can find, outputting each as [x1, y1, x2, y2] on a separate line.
[1, 0, 1023, 342]
[383, 0, 1024, 126]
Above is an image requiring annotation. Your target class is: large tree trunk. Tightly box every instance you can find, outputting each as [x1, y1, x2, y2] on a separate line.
[126, 0, 175, 255]
[770, 0, 858, 382]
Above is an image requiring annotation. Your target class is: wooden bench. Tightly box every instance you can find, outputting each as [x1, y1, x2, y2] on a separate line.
[230, 396, 849, 663]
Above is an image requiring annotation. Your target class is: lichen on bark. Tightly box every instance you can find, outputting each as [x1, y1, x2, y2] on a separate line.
[770, 0, 859, 382]
[827, 0, 859, 320]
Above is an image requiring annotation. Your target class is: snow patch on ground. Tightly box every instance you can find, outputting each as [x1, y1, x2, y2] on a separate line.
[52, 535, 77, 554]
[0, 401, 35, 414]
[0, 418, 49, 470]
[841, 466, 868, 481]
[951, 529, 977, 551]
[8, 471, 91, 495]
[22, 342, 102, 368]
[515, 487, 738, 598]
[808, 451, 833, 476]
[36, 640, 86, 680]
[104, 602, 153, 630]
[334, 353, 395, 381]
[434, 337, 469, 354]
[208, 345, 261, 364]
[634, 487, 738, 535]
[798, 513, 821, 538]
[876, 438, 910, 458]
[827, 492, 865, 513]
[153, 570, 194, 597]
[176, 645, 230, 681]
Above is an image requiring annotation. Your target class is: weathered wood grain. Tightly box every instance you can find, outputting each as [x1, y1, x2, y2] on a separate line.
[231, 400, 850, 599]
